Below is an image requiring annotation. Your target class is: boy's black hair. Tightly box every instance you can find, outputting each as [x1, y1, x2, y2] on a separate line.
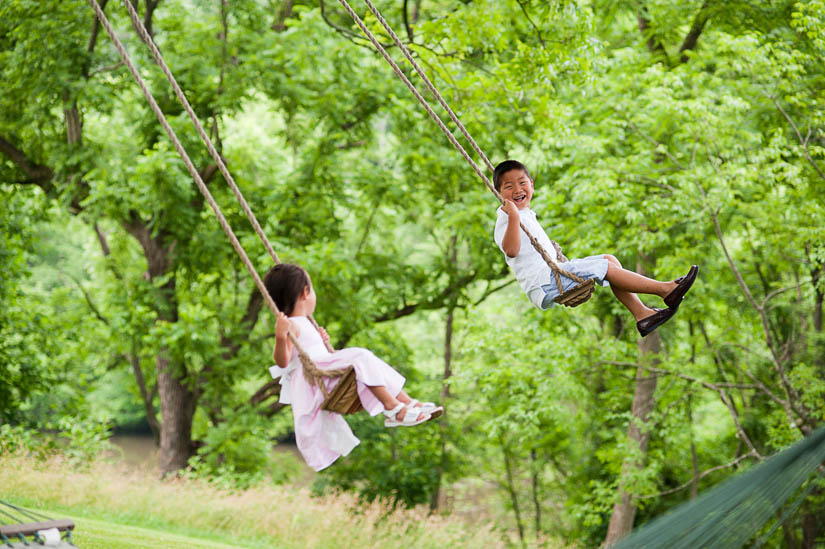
[263, 263, 310, 316]
[493, 160, 531, 192]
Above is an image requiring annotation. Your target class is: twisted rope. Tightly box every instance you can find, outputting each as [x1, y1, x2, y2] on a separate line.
[336, 0, 585, 290]
[119, 0, 335, 353]
[89, 0, 345, 388]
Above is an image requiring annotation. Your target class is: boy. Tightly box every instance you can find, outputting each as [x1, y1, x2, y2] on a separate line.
[493, 159, 697, 337]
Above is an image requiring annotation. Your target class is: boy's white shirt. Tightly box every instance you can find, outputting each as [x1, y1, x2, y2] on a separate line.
[494, 206, 559, 310]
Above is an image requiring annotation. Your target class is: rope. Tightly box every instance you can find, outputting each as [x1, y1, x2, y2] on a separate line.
[119, 0, 335, 353]
[362, 0, 495, 173]
[89, 0, 346, 387]
[335, 0, 586, 289]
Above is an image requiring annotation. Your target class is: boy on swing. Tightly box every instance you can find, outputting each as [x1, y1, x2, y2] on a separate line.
[493, 160, 698, 337]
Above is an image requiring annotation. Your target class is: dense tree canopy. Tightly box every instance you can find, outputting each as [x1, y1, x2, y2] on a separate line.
[2, 0, 823, 546]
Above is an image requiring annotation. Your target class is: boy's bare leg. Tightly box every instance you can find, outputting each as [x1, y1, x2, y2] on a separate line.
[603, 255, 677, 297]
[603, 255, 677, 321]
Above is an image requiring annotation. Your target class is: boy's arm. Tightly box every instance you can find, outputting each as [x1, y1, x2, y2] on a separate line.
[500, 200, 521, 258]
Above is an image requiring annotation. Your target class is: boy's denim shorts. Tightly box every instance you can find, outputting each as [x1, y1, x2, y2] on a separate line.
[541, 255, 610, 308]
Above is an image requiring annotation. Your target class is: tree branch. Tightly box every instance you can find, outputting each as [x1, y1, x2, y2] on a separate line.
[767, 93, 825, 183]
[617, 173, 677, 194]
[144, 0, 160, 40]
[515, 0, 546, 49]
[62, 270, 109, 326]
[402, 0, 414, 42]
[319, 0, 382, 51]
[601, 360, 763, 458]
[126, 344, 161, 444]
[677, 0, 712, 63]
[0, 136, 55, 188]
[83, 0, 110, 78]
[637, 5, 670, 63]
[219, 288, 264, 362]
[372, 270, 478, 323]
[697, 148, 811, 431]
[763, 278, 814, 308]
[472, 278, 516, 307]
[637, 451, 756, 499]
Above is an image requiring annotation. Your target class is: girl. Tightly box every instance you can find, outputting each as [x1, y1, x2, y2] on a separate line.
[264, 263, 443, 471]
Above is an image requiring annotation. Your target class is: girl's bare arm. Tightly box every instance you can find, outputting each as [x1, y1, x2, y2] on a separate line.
[273, 312, 297, 367]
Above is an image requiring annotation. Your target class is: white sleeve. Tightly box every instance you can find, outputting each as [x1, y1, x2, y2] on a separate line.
[493, 208, 508, 250]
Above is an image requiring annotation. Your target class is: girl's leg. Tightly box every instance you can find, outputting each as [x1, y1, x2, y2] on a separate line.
[395, 390, 412, 405]
[603, 255, 677, 321]
[367, 385, 415, 420]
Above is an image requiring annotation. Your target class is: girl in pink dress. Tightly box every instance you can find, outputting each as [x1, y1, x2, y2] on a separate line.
[264, 263, 443, 471]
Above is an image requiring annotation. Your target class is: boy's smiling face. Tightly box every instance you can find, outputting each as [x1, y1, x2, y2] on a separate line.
[498, 169, 534, 210]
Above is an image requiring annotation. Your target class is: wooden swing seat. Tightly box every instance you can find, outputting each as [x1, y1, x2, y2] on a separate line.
[554, 278, 596, 308]
[320, 366, 364, 415]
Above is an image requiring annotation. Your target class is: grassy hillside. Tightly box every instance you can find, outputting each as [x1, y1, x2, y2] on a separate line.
[0, 452, 505, 548]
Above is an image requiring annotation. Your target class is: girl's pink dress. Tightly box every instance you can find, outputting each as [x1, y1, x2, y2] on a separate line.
[269, 316, 405, 471]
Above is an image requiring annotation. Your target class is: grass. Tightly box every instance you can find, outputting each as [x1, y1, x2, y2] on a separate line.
[0, 452, 505, 548]
[51, 512, 248, 548]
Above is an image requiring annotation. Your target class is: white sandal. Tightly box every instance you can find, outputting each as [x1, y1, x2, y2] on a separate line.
[383, 403, 431, 427]
[409, 399, 444, 420]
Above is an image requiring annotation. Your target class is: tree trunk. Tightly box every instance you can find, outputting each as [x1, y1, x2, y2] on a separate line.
[812, 263, 822, 333]
[123, 217, 199, 474]
[129, 341, 160, 446]
[604, 261, 662, 545]
[63, 91, 82, 146]
[530, 448, 542, 535]
[801, 498, 823, 549]
[272, 0, 294, 31]
[157, 354, 197, 474]
[501, 438, 526, 546]
[430, 237, 458, 511]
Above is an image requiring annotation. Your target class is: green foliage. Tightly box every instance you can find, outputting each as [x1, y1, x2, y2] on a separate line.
[0, 417, 113, 467]
[187, 408, 273, 489]
[0, 424, 58, 459]
[0, 189, 48, 421]
[2, 0, 825, 545]
[56, 416, 117, 467]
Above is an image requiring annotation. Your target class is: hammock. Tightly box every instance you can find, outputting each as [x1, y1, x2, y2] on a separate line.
[614, 427, 825, 548]
[88, 0, 362, 415]
[0, 501, 75, 548]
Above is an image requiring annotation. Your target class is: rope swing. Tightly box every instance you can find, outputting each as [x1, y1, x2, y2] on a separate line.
[89, 0, 362, 415]
[335, 0, 594, 307]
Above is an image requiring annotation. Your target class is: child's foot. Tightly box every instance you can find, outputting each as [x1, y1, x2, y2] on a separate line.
[408, 399, 444, 420]
[383, 403, 431, 427]
[664, 265, 699, 309]
[636, 307, 677, 337]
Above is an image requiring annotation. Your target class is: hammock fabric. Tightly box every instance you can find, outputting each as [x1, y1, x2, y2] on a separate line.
[613, 426, 825, 548]
[0, 501, 75, 548]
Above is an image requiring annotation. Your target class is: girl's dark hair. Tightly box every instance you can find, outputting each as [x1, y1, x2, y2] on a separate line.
[493, 160, 531, 191]
[263, 263, 310, 316]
